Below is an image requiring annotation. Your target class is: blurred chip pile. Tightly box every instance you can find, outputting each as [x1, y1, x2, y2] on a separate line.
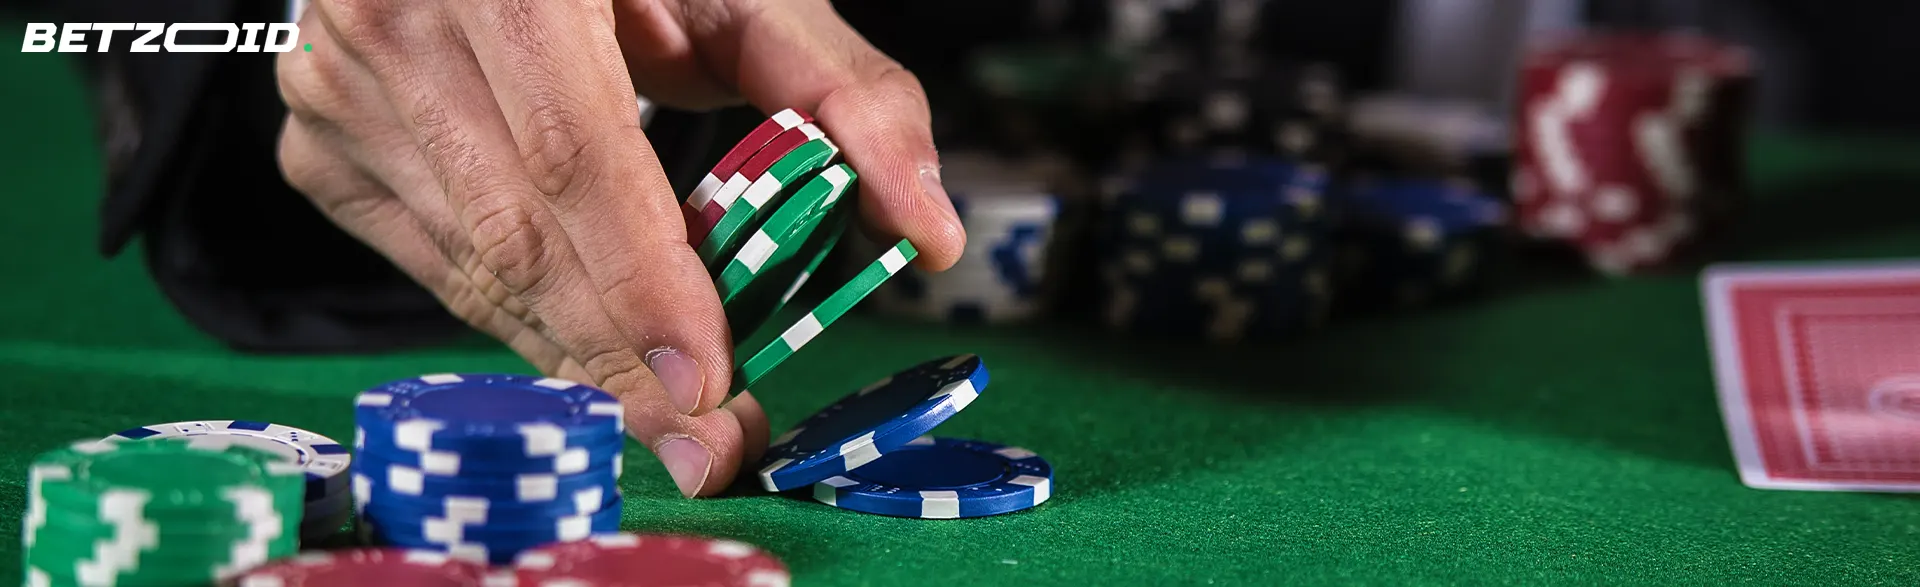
[1512, 32, 1755, 275]
[838, 2, 1754, 342]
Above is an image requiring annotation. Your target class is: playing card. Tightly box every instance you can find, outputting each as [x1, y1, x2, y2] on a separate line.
[1701, 260, 1920, 491]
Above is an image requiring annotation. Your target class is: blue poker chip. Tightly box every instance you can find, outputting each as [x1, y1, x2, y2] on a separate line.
[357, 503, 622, 565]
[355, 373, 624, 459]
[811, 436, 1052, 519]
[756, 354, 990, 492]
[351, 451, 621, 504]
[357, 482, 615, 521]
[1337, 175, 1506, 236]
[356, 430, 627, 476]
[358, 480, 619, 522]
[105, 420, 351, 501]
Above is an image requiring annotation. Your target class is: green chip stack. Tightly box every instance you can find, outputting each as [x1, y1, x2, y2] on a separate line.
[685, 113, 920, 395]
[23, 438, 305, 586]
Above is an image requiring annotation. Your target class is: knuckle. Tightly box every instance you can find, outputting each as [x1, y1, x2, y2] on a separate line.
[325, 0, 406, 51]
[277, 49, 358, 124]
[466, 197, 559, 297]
[515, 86, 604, 201]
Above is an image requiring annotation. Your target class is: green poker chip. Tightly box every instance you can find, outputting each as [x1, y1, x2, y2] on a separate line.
[697, 138, 840, 272]
[732, 239, 918, 393]
[717, 164, 859, 336]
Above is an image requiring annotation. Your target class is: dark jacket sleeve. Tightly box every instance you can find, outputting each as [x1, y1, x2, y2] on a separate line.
[69, 0, 724, 353]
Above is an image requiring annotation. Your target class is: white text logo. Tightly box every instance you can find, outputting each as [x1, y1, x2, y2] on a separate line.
[21, 23, 302, 53]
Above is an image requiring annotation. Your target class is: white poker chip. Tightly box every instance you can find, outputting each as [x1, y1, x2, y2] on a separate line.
[105, 420, 351, 500]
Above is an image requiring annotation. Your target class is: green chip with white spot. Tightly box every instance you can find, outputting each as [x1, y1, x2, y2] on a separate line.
[717, 164, 858, 335]
[732, 239, 918, 393]
[697, 138, 840, 272]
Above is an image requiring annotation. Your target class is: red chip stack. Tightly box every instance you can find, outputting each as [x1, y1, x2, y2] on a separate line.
[1511, 31, 1754, 275]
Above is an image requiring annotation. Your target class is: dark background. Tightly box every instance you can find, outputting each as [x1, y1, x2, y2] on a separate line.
[1, 0, 1917, 133]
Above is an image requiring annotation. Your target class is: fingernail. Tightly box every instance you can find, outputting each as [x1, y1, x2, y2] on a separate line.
[919, 165, 962, 228]
[656, 436, 711, 498]
[645, 347, 704, 415]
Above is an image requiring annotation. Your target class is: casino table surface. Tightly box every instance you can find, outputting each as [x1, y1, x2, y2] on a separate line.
[6, 39, 1920, 587]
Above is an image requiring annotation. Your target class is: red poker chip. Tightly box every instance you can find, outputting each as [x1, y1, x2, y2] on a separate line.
[684, 109, 817, 245]
[512, 533, 790, 587]
[228, 548, 494, 587]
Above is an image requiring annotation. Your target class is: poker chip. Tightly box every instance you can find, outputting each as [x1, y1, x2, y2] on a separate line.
[356, 477, 618, 520]
[691, 124, 833, 247]
[511, 533, 791, 587]
[732, 239, 918, 394]
[357, 432, 627, 476]
[697, 136, 842, 269]
[106, 420, 351, 503]
[1098, 153, 1336, 342]
[355, 373, 624, 458]
[357, 500, 622, 555]
[1330, 175, 1508, 307]
[1122, 49, 1348, 165]
[866, 153, 1068, 324]
[684, 108, 812, 215]
[757, 354, 988, 492]
[227, 548, 494, 587]
[1511, 31, 1753, 275]
[352, 452, 621, 503]
[717, 163, 858, 337]
[26, 439, 305, 585]
[354, 373, 627, 564]
[813, 436, 1052, 519]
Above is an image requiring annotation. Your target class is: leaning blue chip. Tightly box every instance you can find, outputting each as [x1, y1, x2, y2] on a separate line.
[355, 373, 624, 459]
[352, 451, 621, 504]
[755, 354, 989, 492]
[356, 430, 627, 476]
[811, 436, 1052, 519]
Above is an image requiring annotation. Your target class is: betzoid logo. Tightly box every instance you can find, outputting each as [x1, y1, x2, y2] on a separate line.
[21, 23, 302, 53]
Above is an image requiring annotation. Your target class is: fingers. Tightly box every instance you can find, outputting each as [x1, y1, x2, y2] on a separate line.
[551, 359, 769, 496]
[447, 0, 738, 419]
[680, 0, 966, 270]
[609, 0, 738, 109]
[311, 0, 748, 496]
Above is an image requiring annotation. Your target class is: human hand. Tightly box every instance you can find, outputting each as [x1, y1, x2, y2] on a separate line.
[275, 0, 964, 496]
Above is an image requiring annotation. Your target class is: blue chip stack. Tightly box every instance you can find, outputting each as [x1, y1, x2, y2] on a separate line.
[1098, 152, 1336, 343]
[1330, 175, 1509, 308]
[866, 153, 1070, 324]
[352, 373, 626, 564]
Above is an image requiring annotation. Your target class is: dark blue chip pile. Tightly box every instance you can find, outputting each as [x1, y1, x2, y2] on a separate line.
[352, 373, 627, 564]
[1330, 175, 1509, 308]
[1097, 153, 1337, 342]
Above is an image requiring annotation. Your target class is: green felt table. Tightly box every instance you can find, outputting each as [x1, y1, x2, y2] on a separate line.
[6, 32, 1920, 587]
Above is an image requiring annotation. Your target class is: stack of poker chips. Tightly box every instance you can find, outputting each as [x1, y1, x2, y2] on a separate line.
[755, 354, 1055, 519]
[352, 373, 626, 564]
[676, 107, 924, 395]
[23, 438, 305, 586]
[1330, 175, 1510, 309]
[1097, 152, 1336, 343]
[1510, 31, 1753, 275]
[862, 152, 1074, 324]
[106, 420, 355, 543]
[1119, 49, 1348, 169]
